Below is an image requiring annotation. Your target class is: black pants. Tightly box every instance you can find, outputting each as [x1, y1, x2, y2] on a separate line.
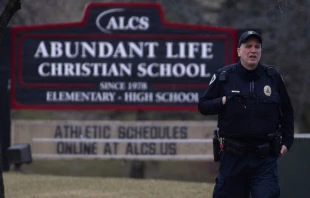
[213, 151, 280, 198]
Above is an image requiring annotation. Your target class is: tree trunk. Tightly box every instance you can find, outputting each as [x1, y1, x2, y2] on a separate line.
[0, 1, 21, 197]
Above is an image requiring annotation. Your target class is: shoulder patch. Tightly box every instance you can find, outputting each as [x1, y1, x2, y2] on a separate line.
[209, 74, 216, 85]
[266, 67, 277, 76]
[262, 64, 278, 76]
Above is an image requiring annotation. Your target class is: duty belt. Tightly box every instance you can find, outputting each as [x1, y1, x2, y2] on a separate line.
[224, 138, 271, 158]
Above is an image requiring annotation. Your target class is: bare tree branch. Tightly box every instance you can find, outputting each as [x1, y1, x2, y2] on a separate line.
[0, 0, 21, 47]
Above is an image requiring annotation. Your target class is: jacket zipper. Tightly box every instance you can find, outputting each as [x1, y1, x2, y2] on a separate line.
[250, 81, 255, 98]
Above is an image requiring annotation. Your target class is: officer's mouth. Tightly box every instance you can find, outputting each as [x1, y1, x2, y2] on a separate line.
[249, 55, 257, 60]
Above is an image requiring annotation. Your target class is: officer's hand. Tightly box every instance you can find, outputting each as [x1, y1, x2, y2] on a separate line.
[222, 96, 226, 105]
[279, 145, 288, 157]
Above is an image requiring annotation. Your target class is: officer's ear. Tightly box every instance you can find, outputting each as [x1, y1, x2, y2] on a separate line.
[237, 48, 241, 57]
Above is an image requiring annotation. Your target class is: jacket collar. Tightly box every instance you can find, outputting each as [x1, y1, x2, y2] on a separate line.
[236, 61, 264, 81]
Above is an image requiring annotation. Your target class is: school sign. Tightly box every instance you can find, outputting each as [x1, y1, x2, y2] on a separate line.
[11, 120, 217, 160]
[10, 3, 237, 110]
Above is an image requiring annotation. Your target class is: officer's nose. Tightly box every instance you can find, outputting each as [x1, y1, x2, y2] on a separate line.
[250, 47, 258, 53]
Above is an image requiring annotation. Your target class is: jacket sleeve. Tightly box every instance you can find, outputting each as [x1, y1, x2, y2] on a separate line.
[198, 72, 224, 115]
[276, 74, 294, 150]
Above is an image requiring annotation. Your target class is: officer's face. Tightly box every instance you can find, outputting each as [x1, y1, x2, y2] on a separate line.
[237, 38, 262, 70]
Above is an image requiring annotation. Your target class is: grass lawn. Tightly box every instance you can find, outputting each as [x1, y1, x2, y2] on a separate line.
[3, 172, 214, 198]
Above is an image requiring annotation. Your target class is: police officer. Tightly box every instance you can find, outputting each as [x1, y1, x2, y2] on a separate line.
[198, 30, 294, 198]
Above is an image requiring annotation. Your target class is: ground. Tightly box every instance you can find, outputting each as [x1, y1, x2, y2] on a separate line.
[3, 172, 214, 198]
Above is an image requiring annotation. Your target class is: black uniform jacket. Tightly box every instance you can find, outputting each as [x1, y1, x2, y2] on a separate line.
[198, 62, 294, 150]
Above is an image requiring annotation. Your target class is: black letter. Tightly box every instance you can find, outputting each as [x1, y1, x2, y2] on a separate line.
[180, 126, 188, 139]
[54, 126, 62, 138]
[103, 143, 112, 154]
[56, 142, 64, 154]
[169, 143, 177, 155]
[118, 126, 125, 138]
[113, 143, 118, 154]
[125, 143, 133, 154]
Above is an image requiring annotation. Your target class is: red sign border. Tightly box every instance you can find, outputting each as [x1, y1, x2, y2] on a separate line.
[10, 2, 237, 111]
